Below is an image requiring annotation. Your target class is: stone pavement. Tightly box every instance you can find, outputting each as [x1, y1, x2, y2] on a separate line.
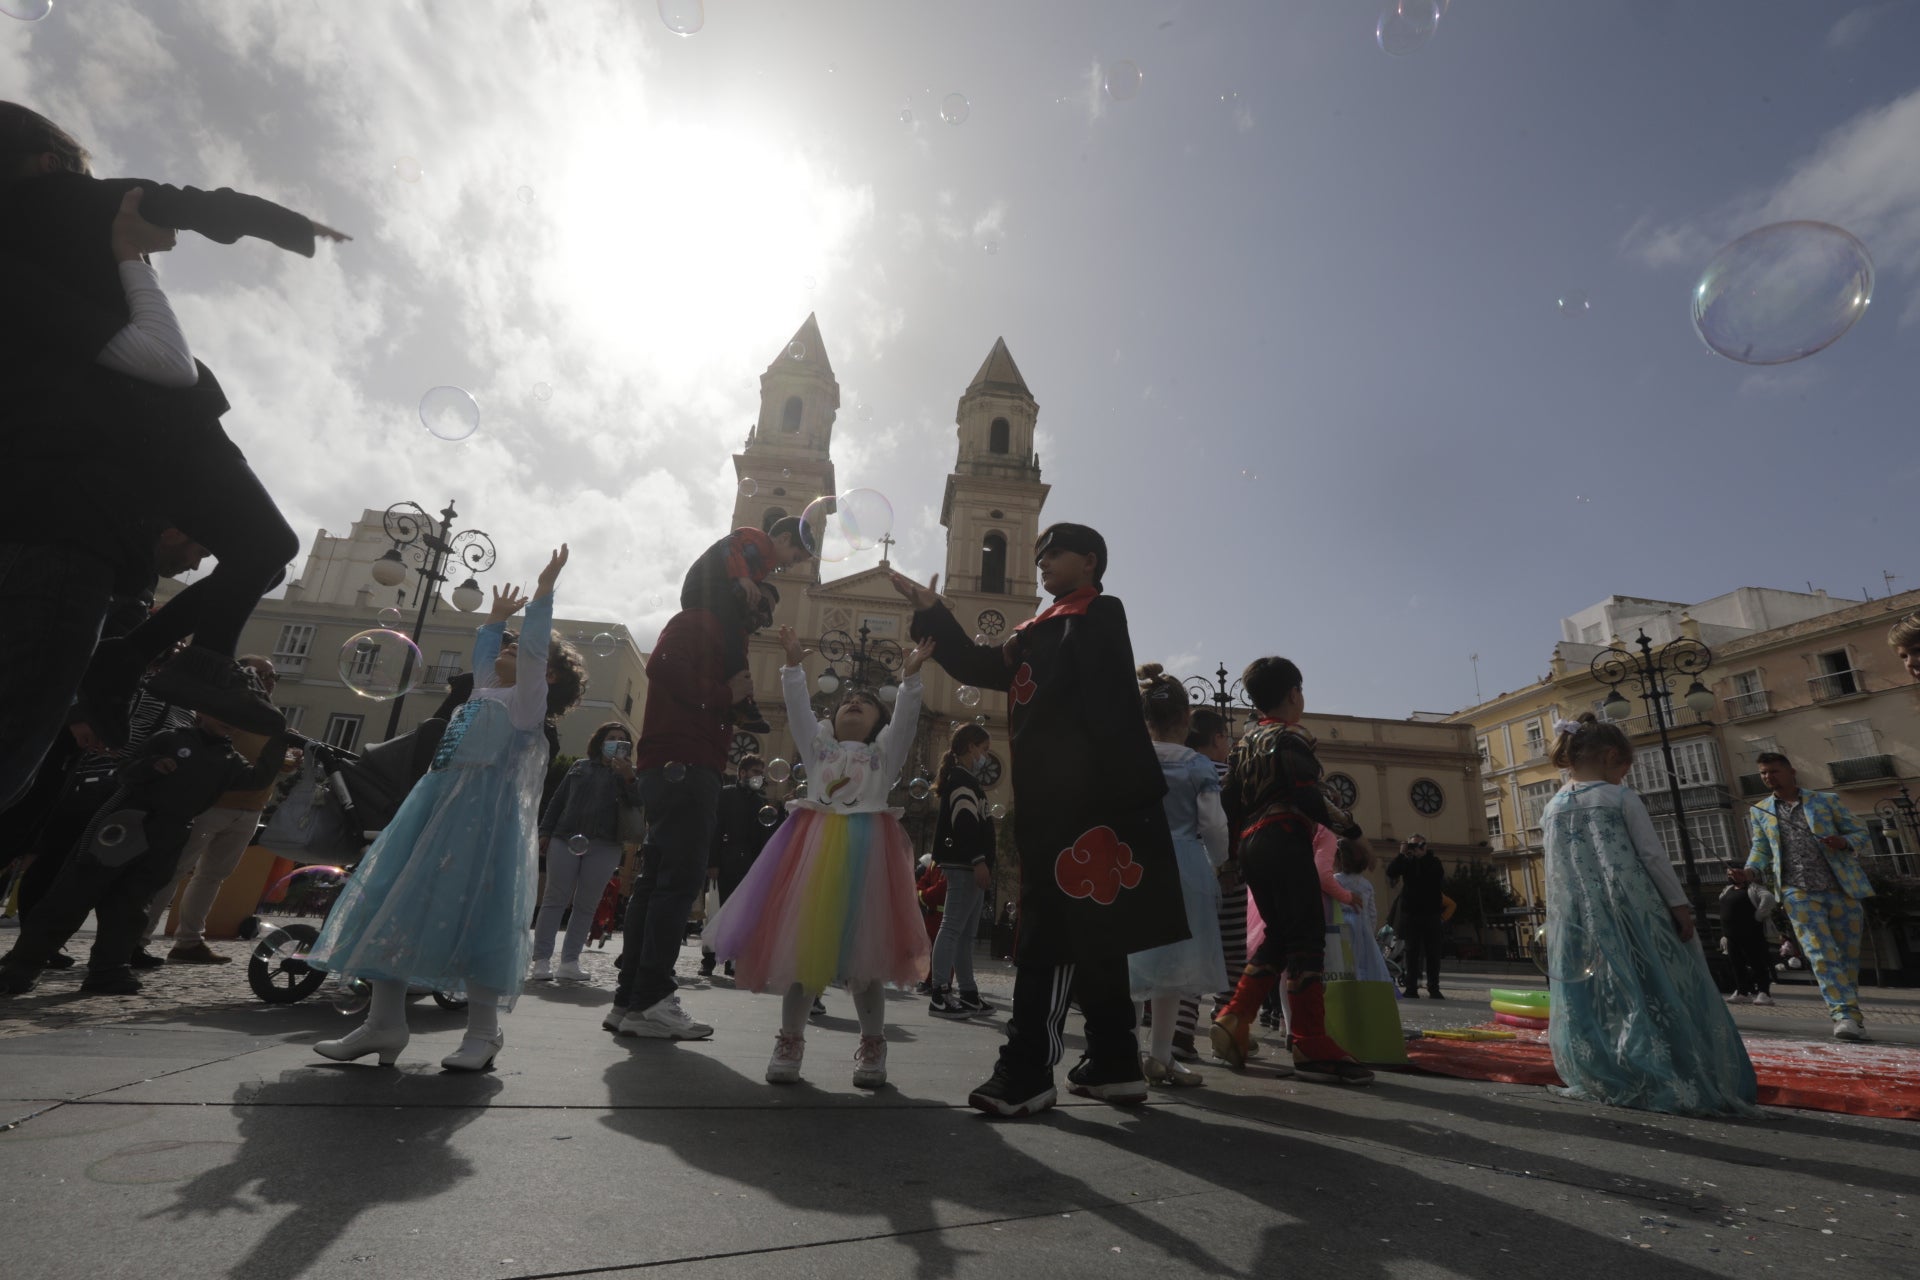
[1, 934, 1915, 1279]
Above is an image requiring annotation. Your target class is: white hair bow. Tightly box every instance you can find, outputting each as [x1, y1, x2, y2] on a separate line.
[1552, 718, 1583, 736]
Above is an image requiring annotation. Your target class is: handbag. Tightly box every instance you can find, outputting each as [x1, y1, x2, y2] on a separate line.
[1322, 900, 1409, 1065]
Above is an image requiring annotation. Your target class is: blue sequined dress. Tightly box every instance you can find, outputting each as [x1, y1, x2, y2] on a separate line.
[1128, 742, 1229, 1000]
[305, 594, 552, 1007]
[1542, 780, 1759, 1117]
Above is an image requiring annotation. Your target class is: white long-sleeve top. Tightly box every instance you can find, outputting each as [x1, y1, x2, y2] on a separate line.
[780, 665, 924, 815]
[97, 260, 199, 387]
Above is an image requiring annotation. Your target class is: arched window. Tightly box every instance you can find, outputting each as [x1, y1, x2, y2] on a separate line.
[761, 507, 788, 534]
[989, 417, 1010, 454]
[980, 531, 1008, 594]
[780, 396, 803, 432]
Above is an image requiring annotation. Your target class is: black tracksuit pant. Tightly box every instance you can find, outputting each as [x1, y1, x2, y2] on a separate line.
[999, 952, 1137, 1078]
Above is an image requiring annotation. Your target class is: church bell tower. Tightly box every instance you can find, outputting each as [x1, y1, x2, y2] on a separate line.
[731, 314, 839, 594]
[940, 337, 1050, 644]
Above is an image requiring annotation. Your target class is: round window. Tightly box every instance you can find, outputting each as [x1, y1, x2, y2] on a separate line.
[1410, 778, 1445, 816]
[1325, 773, 1358, 808]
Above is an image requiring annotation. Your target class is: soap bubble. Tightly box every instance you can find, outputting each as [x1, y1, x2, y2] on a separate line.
[516, 185, 535, 204]
[1545, 919, 1599, 984]
[788, 341, 806, 360]
[766, 757, 792, 783]
[941, 93, 970, 125]
[781, 468, 792, 480]
[392, 155, 423, 183]
[990, 803, 1006, 820]
[1104, 61, 1142, 101]
[908, 777, 932, 800]
[757, 805, 780, 827]
[1376, 1, 1440, 56]
[973, 634, 989, 645]
[567, 834, 590, 854]
[801, 489, 894, 563]
[264, 864, 348, 902]
[591, 632, 618, 659]
[419, 386, 480, 441]
[973, 715, 989, 727]
[790, 763, 807, 783]
[1692, 221, 1874, 365]
[899, 106, 914, 126]
[739, 478, 758, 499]
[657, 0, 703, 35]
[533, 381, 553, 401]
[983, 241, 998, 256]
[793, 781, 808, 799]
[803, 275, 816, 291]
[1556, 291, 1591, 317]
[376, 606, 403, 628]
[1, 0, 53, 19]
[338, 629, 423, 701]
[956, 685, 982, 708]
[856, 404, 875, 422]
[664, 761, 687, 783]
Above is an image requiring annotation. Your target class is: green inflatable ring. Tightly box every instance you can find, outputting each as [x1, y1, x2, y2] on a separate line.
[1488, 988, 1551, 1007]
[1490, 998, 1553, 1019]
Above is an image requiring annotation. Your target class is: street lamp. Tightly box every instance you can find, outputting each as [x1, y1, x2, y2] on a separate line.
[1183, 662, 1254, 736]
[375, 500, 496, 739]
[1592, 628, 1715, 922]
[814, 622, 903, 705]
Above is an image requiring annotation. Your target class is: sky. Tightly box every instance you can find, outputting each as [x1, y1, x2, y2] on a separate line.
[8, 0, 1920, 718]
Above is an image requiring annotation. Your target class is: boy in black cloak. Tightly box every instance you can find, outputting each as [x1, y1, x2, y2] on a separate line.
[891, 522, 1188, 1117]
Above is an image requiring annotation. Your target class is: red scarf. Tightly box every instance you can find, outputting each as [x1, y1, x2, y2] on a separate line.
[1013, 586, 1099, 633]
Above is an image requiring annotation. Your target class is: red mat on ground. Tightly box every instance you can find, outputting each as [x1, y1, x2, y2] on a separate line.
[1404, 1026, 1920, 1121]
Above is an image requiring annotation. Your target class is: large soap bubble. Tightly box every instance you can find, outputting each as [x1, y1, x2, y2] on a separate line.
[658, 0, 703, 35]
[419, 386, 480, 441]
[1376, 1, 1440, 56]
[1, 0, 54, 20]
[338, 629, 423, 701]
[1104, 61, 1142, 101]
[941, 93, 971, 125]
[800, 488, 893, 564]
[1692, 221, 1873, 365]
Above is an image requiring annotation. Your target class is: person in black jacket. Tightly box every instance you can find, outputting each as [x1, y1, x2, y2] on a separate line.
[1386, 833, 1447, 999]
[0, 102, 350, 747]
[700, 755, 776, 977]
[926, 723, 997, 1018]
[892, 522, 1187, 1118]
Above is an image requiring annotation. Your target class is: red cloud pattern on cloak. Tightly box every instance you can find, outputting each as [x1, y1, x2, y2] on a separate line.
[1054, 826, 1143, 905]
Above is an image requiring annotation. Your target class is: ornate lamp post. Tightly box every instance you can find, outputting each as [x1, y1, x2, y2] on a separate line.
[814, 621, 904, 705]
[1183, 662, 1254, 735]
[1873, 784, 1919, 865]
[371, 500, 496, 738]
[1592, 629, 1717, 922]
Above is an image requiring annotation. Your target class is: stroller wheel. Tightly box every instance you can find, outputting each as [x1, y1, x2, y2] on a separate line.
[248, 924, 326, 1004]
[431, 991, 469, 1011]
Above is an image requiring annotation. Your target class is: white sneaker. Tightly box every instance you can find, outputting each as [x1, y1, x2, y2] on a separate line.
[601, 1007, 626, 1032]
[441, 1029, 504, 1072]
[555, 959, 589, 983]
[1725, 992, 1750, 1004]
[1750, 993, 1775, 1007]
[766, 1030, 805, 1084]
[529, 959, 553, 981]
[853, 1034, 888, 1089]
[676, 973, 710, 990]
[1832, 1018, 1867, 1042]
[618, 994, 714, 1040]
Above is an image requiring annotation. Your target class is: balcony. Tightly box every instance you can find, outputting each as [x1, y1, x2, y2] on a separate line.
[1828, 754, 1898, 786]
[1809, 669, 1867, 702]
[420, 663, 462, 687]
[1724, 690, 1772, 720]
[270, 652, 309, 676]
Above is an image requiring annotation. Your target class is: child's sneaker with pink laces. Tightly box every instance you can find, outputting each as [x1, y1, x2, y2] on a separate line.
[853, 1034, 888, 1089]
[765, 1030, 805, 1084]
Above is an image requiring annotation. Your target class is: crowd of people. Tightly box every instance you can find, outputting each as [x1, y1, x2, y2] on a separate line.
[0, 98, 1908, 1122]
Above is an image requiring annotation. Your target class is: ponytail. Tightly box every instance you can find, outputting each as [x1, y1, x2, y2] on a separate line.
[1549, 711, 1632, 771]
[934, 723, 991, 797]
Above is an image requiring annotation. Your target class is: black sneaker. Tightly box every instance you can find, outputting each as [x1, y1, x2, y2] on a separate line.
[1293, 1056, 1376, 1086]
[968, 1066, 1057, 1118]
[1169, 1031, 1201, 1063]
[730, 698, 772, 735]
[144, 646, 287, 734]
[928, 991, 972, 1020]
[1065, 1055, 1149, 1104]
[810, 996, 827, 1019]
[39, 952, 76, 970]
[0, 962, 38, 996]
[128, 948, 166, 970]
[80, 966, 141, 995]
[698, 957, 716, 977]
[1426, 990, 1445, 1000]
[724, 962, 735, 979]
[955, 992, 993, 1017]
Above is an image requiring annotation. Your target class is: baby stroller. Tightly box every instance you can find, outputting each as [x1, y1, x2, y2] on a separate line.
[242, 719, 464, 1010]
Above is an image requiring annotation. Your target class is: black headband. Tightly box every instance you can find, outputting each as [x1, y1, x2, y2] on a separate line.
[1034, 523, 1107, 582]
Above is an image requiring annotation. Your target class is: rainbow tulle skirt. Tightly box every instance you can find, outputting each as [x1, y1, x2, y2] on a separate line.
[703, 807, 929, 997]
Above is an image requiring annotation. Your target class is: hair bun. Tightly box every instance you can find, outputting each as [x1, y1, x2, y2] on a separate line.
[1577, 711, 1599, 725]
[1137, 662, 1165, 681]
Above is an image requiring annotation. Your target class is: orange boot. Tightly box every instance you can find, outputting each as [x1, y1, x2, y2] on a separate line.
[1210, 967, 1278, 1069]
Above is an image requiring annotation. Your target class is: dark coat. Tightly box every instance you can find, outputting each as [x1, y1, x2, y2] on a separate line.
[931, 762, 995, 869]
[710, 781, 776, 885]
[911, 589, 1187, 965]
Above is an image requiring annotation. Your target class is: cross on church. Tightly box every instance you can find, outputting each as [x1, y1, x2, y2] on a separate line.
[876, 532, 896, 566]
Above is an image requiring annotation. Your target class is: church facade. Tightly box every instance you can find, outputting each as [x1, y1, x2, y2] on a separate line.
[727, 316, 1049, 835]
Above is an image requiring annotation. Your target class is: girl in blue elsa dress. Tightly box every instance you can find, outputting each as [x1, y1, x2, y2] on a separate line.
[1541, 713, 1758, 1117]
[309, 546, 573, 1073]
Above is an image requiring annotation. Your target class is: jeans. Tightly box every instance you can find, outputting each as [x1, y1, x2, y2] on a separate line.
[122, 434, 296, 660]
[533, 836, 622, 963]
[142, 805, 260, 947]
[929, 866, 984, 994]
[0, 543, 114, 813]
[614, 766, 721, 1012]
[1401, 911, 1445, 993]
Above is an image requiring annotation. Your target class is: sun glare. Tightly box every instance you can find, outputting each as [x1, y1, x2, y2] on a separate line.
[552, 120, 862, 384]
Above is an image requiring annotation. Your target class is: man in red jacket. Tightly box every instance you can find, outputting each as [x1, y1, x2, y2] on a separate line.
[605, 606, 751, 1042]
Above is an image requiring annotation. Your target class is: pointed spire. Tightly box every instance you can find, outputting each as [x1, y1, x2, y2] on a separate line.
[965, 336, 1030, 397]
[769, 312, 835, 377]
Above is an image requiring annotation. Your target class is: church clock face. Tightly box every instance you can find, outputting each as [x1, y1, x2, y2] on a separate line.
[977, 752, 1004, 788]
[976, 609, 1007, 637]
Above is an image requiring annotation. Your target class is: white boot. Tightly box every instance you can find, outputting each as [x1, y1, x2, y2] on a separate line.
[314, 1022, 409, 1065]
[441, 1029, 504, 1072]
[555, 959, 589, 983]
[529, 958, 553, 981]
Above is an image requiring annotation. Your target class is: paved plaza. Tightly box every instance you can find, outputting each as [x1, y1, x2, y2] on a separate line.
[2, 933, 1915, 1279]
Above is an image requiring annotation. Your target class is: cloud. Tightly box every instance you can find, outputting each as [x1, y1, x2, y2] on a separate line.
[1828, 4, 1894, 49]
[1737, 364, 1826, 399]
[1621, 85, 1920, 324]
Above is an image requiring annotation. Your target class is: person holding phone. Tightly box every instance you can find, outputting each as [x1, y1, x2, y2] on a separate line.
[531, 721, 639, 982]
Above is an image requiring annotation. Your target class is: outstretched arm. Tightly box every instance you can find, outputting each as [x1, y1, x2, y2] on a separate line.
[892, 571, 1014, 691]
[875, 648, 928, 785]
[127, 177, 348, 257]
